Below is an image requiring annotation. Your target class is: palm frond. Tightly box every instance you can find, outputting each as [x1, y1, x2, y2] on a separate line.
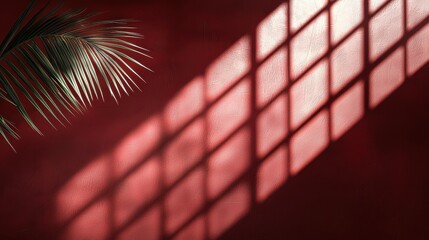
[0, 0, 151, 150]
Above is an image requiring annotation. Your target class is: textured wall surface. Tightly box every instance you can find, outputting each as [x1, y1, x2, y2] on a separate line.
[1, 0, 429, 239]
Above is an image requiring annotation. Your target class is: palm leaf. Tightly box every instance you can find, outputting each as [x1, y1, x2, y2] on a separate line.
[0, 0, 151, 150]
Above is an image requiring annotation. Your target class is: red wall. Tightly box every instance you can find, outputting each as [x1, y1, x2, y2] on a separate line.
[1, 0, 429, 239]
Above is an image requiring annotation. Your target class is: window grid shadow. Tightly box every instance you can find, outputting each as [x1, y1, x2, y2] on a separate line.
[54, 0, 429, 239]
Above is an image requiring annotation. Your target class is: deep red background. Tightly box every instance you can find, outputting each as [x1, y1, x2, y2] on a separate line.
[1, 0, 429, 239]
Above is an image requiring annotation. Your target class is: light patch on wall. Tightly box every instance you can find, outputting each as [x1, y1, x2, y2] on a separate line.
[331, 0, 363, 44]
[207, 79, 250, 149]
[256, 46, 288, 107]
[208, 128, 250, 199]
[118, 205, 160, 240]
[164, 118, 204, 186]
[113, 115, 161, 177]
[257, 146, 288, 202]
[332, 81, 364, 140]
[256, 3, 287, 60]
[61, 199, 109, 240]
[114, 156, 160, 227]
[208, 183, 250, 239]
[206, 36, 250, 101]
[370, 0, 390, 14]
[370, 0, 403, 61]
[407, 24, 429, 76]
[407, 0, 429, 30]
[56, 155, 110, 223]
[291, 11, 328, 79]
[173, 216, 205, 240]
[291, 60, 328, 129]
[164, 76, 204, 133]
[256, 93, 288, 157]
[291, 110, 329, 175]
[331, 29, 364, 94]
[290, 0, 328, 32]
[370, 47, 404, 108]
[166, 168, 204, 234]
